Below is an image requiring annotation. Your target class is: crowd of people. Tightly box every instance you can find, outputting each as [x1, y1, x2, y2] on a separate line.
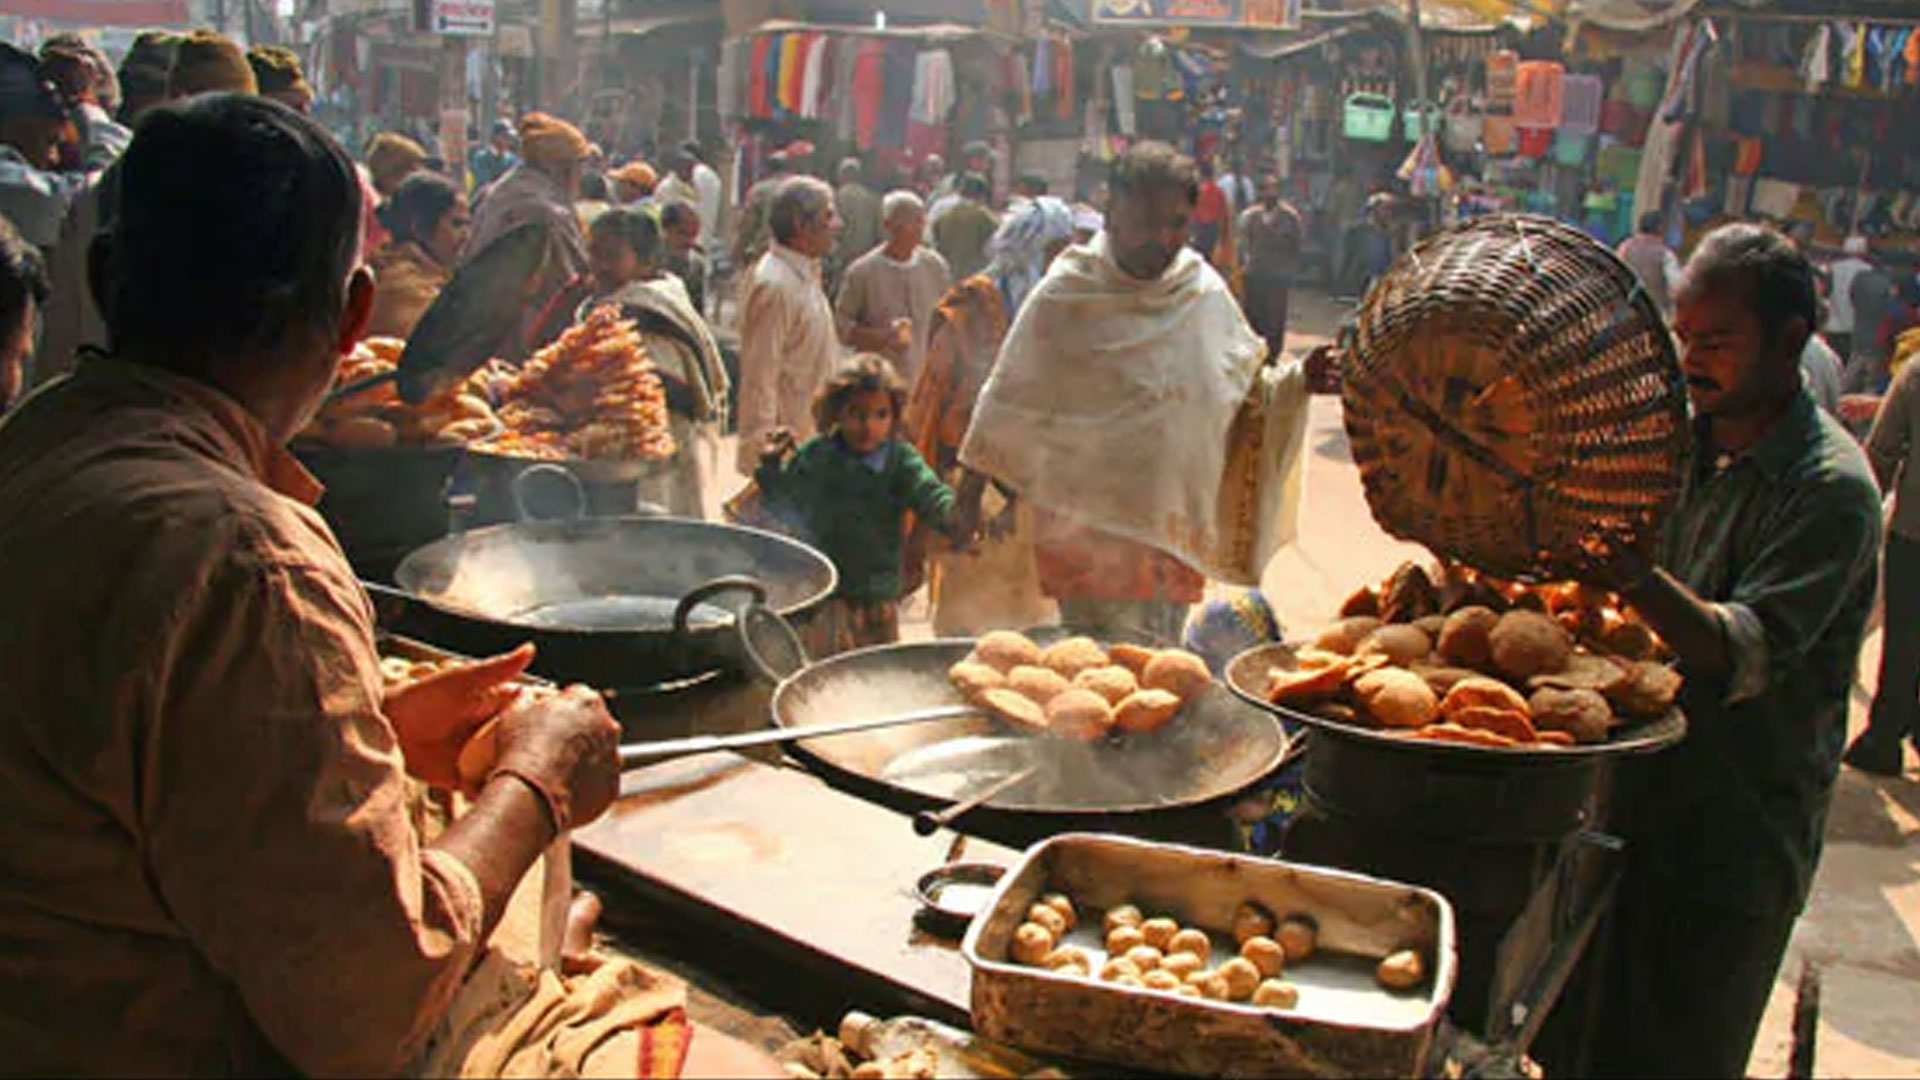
[0, 20, 1916, 1080]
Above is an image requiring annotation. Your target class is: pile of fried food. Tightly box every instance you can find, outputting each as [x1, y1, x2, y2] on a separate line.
[947, 631, 1213, 741]
[300, 337, 503, 448]
[1008, 894, 1428, 1007]
[472, 304, 675, 463]
[1266, 561, 1683, 749]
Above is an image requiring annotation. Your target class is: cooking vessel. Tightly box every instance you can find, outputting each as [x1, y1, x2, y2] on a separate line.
[374, 516, 837, 688]
[770, 640, 1289, 819]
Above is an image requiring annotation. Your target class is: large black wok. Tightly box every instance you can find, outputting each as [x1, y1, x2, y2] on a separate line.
[770, 640, 1289, 843]
[374, 516, 837, 688]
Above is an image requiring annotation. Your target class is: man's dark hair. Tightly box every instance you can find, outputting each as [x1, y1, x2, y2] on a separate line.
[591, 207, 662, 265]
[960, 173, 991, 201]
[378, 171, 460, 249]
[94, 93, 361, 374]
[579, 170, 609, 201]
[0, 213, 48, 348]
[1638, 211, 1662, 235]
[769, 177, 832, 246]
[1110, 141, 1198, 206]
[679, 139, 702, 161]
[659, 200, 698, 232]
[1682, 222, 1817, 349]
[1016, 172, 1047, 195]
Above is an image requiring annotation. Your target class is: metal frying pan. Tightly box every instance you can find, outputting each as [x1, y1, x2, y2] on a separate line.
[770, 640, 1289, 816]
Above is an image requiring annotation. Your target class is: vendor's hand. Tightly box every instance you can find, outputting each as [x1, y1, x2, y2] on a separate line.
[385, 644, 536, 790]
[1303, 344, 1343, 395]
[759, 427, 796, 463]
[1569, 526, 1654, 598]
[490, 684, 622, 830]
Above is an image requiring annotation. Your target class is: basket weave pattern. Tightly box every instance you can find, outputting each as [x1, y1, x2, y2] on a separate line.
[1342, 214, 1688, 580]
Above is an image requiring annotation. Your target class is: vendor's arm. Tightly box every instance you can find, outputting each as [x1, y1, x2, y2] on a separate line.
[143, 547, 615, 1076]
[1865, 360, 1916, 492]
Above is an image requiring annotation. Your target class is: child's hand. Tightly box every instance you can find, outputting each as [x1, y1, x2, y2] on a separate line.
[759, 427, 796, 462]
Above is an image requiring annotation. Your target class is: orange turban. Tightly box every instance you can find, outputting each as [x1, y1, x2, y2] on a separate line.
[610, 160, 657, 194]
[365, 132, 428, 195]
[519, 112, 589, 172]
[167, 29, 257, 98]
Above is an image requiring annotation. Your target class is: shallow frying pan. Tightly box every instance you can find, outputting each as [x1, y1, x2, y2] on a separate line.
[769, 640, 1289, 817]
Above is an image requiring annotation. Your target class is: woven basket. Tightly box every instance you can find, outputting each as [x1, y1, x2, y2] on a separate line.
[1341, 214, 1688, 580]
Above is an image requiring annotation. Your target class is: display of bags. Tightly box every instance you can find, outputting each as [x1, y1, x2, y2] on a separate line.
[1517, 125, 1554, 158]
[1483, 112, 1517, 155]
[1487, 50, 1519, 106]
[1514, 61, 1566, 128]
[1443, 100, 1483, 155]
[1560, 74, 1603, 135]
[1553, 130, 1592, 166]
[1401, 99, 1440, 141]
[1343, 93, 1396, 141]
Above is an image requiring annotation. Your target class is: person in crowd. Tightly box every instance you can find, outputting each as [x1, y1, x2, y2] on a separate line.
[1191, 159, 1229, 266]
[1011, 172, 1048, 208]
[1237, 175, 1305, 363]
[1846, 249, 1895, 392]
[0, 43, 114, 250]
[0, 213, 46, 410]
[366, 130, 428, 201]
[608, 159, 656, 207]
[366, 171, 470, 339]
[1801, 328, 1845, 418]
[1217, 156, 1255, 220]
[836, 190, 950, 387]
[1844, 341, 1920, 775]
[930, 142, 992, 226]
[914, 154, 945, 201]
[653, 150, 697, 214]
[463, 111, 593, 352]
[735, 176, 841, 475]
[731, 148, 791, 277]
[831, 157, 882, 289]
[112, 30, 178, 126]
[903, 196, 1077, 636]
[961, 142, 1322, 642]
[756, 354, 964, 655]
[469, 118, 518, 192]
[933, 174, 997, 281]
[584, 209, 729, 519]
[658, 200, 708, 317]
[247, 44, 312, 113]
[1354, 192, 1400, 296]
[1323, 168, 1364, 295]
[575, 169, 613, 228]
[0, 90, 798, 1079]
[1576, 224, 1882, 1078]
[1070, 203, 1103, 245]
[39, 37, 130, 167]
[1618, 211, 1680, 320]
[680, 140, 724, 250]
[1825, 234, 1873, 362]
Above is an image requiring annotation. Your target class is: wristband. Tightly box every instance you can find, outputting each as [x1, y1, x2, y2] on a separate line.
[488, 766, 570, 836]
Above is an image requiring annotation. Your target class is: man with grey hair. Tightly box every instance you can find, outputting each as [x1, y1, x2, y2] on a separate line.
[835, 189, 951, 385]
[831, 157, 881, 289]
[737, 176, 842, 474]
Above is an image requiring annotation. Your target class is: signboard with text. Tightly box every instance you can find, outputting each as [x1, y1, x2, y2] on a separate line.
[414, 0, 494, 36]
[1090, 0, 1299, 29]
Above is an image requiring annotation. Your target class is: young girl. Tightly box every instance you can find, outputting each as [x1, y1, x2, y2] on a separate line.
[756, 354, 965, 654]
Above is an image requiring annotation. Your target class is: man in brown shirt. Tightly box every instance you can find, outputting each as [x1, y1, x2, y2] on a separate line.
[0, 94, 622, 1075]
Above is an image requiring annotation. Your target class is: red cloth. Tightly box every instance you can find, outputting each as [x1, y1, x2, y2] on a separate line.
[1033, 511, 1206, 604]
[854, 40, 884, 150]
[1054, 37, 1074, 118]
[1194, 180, 1228, 226]
[906, 121, 946, 165]
[749, 35, 774, 118]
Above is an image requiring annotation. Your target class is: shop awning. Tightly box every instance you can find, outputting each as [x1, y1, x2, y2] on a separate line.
[592, 10, 721, 39]
[1366, 0, 1554, 33]
[5, 0, 189, 25]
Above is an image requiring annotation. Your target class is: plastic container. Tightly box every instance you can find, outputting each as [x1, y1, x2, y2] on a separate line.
[1553, 129, 1592, 166]
[1486, 49, 1519, 106]
[1401, 99, 1440, 141]
[1517, 125, 1554, 158]
[1483, 112, 1517, 155]
[1560, 73, 1603, 135]
[1344, 93, 1396, 141]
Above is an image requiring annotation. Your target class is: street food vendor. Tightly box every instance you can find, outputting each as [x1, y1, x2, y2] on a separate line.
[464, 111, 592, 352]
[960, 141, 1320, 643]
[1577, 223, 1883, 1077]
[366, 170, 470, 339]
[0, 95, 765, 1077]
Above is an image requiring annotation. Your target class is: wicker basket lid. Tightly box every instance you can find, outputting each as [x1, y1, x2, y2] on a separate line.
[1342, 214, 1688, 580]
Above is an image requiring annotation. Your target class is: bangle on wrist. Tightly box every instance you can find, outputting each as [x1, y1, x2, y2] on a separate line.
[488, 766, 570, 837]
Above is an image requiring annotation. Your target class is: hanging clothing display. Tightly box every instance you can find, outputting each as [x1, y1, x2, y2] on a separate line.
[878, 40, 916, 150]
[1800, 24, 1831, 91]
[853, 40, 884, 149]
[910, 49, 955, 127]
[1111, 66, 1136, 135]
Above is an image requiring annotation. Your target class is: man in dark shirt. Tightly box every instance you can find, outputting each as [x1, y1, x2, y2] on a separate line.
[1581, 224, 1882, 1077]
[1236, 175, 1304, 363]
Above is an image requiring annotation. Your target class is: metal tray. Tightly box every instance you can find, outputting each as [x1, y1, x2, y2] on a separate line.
[962, 833, 1457, 1078]
[1224, 642, 1686, 767]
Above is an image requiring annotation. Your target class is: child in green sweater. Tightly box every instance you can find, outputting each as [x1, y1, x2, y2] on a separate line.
[756, 354, 966, 654]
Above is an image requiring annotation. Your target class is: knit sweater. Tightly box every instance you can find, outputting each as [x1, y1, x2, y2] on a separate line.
[756, 435, 956, 602]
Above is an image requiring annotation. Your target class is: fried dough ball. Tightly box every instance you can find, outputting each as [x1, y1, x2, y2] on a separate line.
[1253, 979, 1301, 1009]
[1040, 636, 1109, 680]
[1168, 928, 1212, 962]
[1161, 951, 1206, 979]
[1188, 972, 1230, 1000]
[1276, 915, 1319, 963]
[1039, 892, 1077, 930]
[1173, 982, 1203, 999]
[1529, 652, 1630, 694]
[1340, 585, 1382, 618]
[1125, 945, 1164, 972]
[1026, 904, 1068, 939]
[1007, 665, 1072, 705]
[1074, 665, 1139, 706]
[1600, 620, 1657, 662]
[1045, 688, 1116, 741]
[1241, 935, 1286, 977]
[1266, 663, 1354, 708]
[1357, 624, 1433, 667]
[1042, 946, 1091, 972]
[1011, 922, 1055, 965]
[1413, 614, 1448, 639]
[1139, 917, 1179, 951]
[1217, 957, 1262, 1001]
[1489, 610, 1573, 682]
[1107, 643, 1156, 675]
[980, 688, 1047, 732]
[1529, 687, 1614, 744]
[947, 662, 1006, 702]
[1113, 689, 1183, 735]
[1099, 957, 1143, 982]
[1380, 562, 1442, 624]
[1106, 925, 1147, 955]
[1111, 974, 1145, 988]
[975, 630, 1042, 673]
[1353, 668, 1440, 729]
[1440, 676, 1531, 720]
[1606, 660, 1683, 718]
[1104, 904, 1144, 934]
[1413, 665, 1482, 696]
[1142, 969, 1184, 992]
[1437, 605, 1501, 668]
[1232, 902, 1276, 946]
[1142, 650, 1212, 702]
[1376, 949, 1426, 991]
[1312, 617, 1381, 656]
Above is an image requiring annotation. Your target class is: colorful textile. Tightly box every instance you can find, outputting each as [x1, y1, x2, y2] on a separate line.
[911, 48, 955, 125]
[878, 41, 916, 149]
[748, 34, 773, 117]
[854, 40, 884, 149]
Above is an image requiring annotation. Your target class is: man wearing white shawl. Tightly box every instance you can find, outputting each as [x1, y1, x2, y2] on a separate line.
[960, 143, 1316, 641]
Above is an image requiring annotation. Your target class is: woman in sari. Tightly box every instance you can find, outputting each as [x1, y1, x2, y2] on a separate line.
[365, 172, 470, 339]
[582, 208, 730, 518]
[902, 196, 1077, 635]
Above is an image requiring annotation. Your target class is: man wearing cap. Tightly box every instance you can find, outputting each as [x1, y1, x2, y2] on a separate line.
[471, 119, 519, 192]
[248, 45, 314, 113]
[609, 160, 658, 207]
[464, 112, 593, 350]
[0, 43, 116, 251]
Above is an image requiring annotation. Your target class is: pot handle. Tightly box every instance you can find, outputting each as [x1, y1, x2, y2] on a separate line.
[512, 463, 587, 522]
[671, 575, 769, 636]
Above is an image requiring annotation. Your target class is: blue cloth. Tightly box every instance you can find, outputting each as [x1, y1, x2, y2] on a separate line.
[1180, 591, 1308, 855]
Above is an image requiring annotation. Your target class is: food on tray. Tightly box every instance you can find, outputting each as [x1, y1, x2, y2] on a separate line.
[1042, 947, 1090, 973]
[1276, 915, 1319, 962]
[1161, 951, 1206, 979]
[1353, 668, 1439, 729]
[1437, 605, 1500, 667]
[1356, 624, 1432, 667]
[1125, 945, 1165, 972]
[454, 717, 502, 790]
[1188, 972, 1230, 1000]
[1606, 659, 1684, 718]
[1040, 637, 1109, 680]
[1104, 904, 1144, 934]
[1439, 676, 1527, 720]
[1450, 705, 1539, 744]
[1142, 970, 1183, 992]
[1412, 665, 1481, 696]
[1232, 902, 1276, 946]
[1111, 973, 1146, 989]
[1264, 662, 1355, 708]
[1027, 903, 1069, 939]
[1488, 610, 1573, 681]
[1339, 585, 1381, 618]
[1106, 925, 1147, 955]
[1312, 617, 1381, 656]
[975, 631, 1043, 673]
[472, 305, 676, 463]
[1074, 665, 1139, 706]
[1113, 689, 1182, 735]
[1253, 979, 1301, 1009]
[1529, 687, 1613, 745]
[1216, 957, 1262, 1002]
[1045, 689, 1116, 741]
[1011, 923, 1055, 965]
[1375, 950, 1427, 991]
[1139, 917, 1179, 951]
[1173, 982, 1203, 999]
[1529, 652, 1629, 694]
[979, 689, 1047, 732]
[1142, 649, 1211, 700]
[1168, 928, 1211, 962]
[1007, 665, 1072, 705]
[1240, 936, 1285, 977]
[1099, 958, 1142, 983]
[1039, 892, 1076, 930]
[947, 662, 1005, 702]
[1107, 643, 1156, 675]
[1379, 562, 1441, 624]
[1415, 723, 1517, 748]
[300, 337, 506, 448]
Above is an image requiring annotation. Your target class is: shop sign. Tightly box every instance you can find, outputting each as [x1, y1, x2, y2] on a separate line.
[1090, 0, 1298, 29]
[414, 0, 494, 37]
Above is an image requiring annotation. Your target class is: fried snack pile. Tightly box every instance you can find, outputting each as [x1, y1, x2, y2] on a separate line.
[473, 304, 675, 463]
[1266, 560, 1683, 749]
[300, 337, 503, 448]
[947, 631, 1206, 741]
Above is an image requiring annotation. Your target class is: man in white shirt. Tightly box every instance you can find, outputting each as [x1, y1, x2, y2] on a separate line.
[835, 191, 952, 386]
[736, 177, 842, 474]
[683, 141, 724, 251]
[1825, 234, 1872, 359]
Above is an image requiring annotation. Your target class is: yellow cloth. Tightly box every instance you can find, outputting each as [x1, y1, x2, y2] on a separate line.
[368, 133, 429, 194]
[520, 112, 590, 172]
[1892, 326, 1920, 380]
[167, 29, 257, 97]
